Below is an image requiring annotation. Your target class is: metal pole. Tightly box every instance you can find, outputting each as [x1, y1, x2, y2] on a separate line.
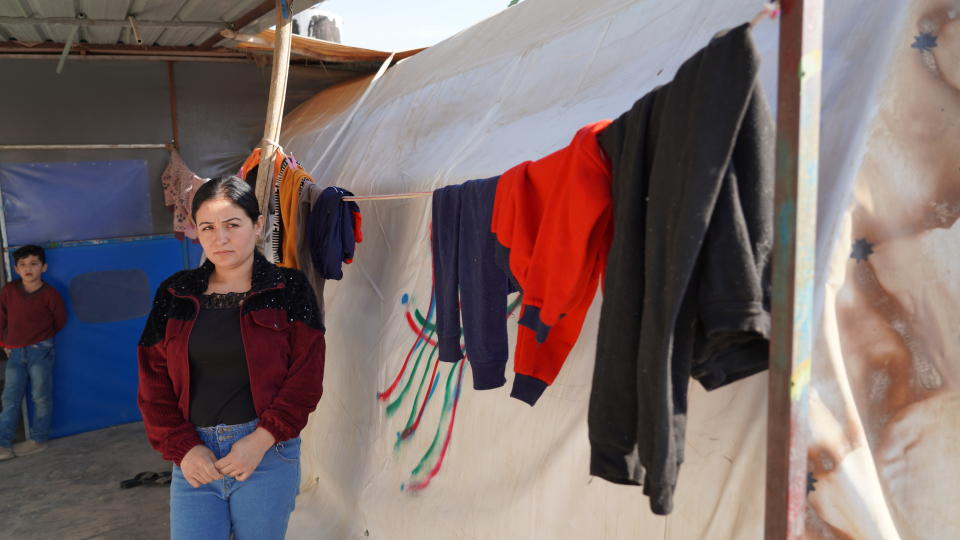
[0, 144, 170, 150]
[2, 54, 252, 64]
[0, 183, 12, 282]
[765, 0, 823, 538]
[0, 15, 228, 29]
[254, 1, 294, 221]
[0, 180, 26, 441]
[128, 16, 143, 45]
[167, 61, 180, 149]
[55, 26, 78, 74]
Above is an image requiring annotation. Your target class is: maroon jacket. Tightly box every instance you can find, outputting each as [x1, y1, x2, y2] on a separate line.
[137, 252, 325, 465]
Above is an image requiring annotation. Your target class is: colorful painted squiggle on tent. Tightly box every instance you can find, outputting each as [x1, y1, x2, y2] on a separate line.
[379, 289, 521, 490]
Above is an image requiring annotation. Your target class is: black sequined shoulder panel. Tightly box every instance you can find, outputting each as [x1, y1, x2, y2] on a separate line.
[138, 252, 323, 348]
[138, 270, 199, 348]
[242, 267, 323, 331]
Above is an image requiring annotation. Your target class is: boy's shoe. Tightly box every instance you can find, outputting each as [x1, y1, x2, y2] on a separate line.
[0, 446, 13, 461]
[13, 440, 46, 457]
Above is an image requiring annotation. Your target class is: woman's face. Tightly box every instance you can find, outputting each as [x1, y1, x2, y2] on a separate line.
[194, 197, 263, 270]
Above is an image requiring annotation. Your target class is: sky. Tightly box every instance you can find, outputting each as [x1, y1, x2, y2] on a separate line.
[309, 0, 513, 51]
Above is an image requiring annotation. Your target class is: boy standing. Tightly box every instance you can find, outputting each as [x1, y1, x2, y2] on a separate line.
[0, 245, 66, 460]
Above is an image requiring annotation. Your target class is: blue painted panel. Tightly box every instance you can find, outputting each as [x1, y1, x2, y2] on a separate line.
[15, 237, 186, 438]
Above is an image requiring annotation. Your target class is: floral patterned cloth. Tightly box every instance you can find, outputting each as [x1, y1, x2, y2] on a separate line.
[161, 149, 207, 240]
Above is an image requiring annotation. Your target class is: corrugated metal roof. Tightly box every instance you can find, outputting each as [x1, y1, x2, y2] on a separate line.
[0, 0, 307, 48]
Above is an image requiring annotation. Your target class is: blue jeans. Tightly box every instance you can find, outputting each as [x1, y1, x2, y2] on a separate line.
[0, 340, 55, 447]
[170, 418, 301, 540]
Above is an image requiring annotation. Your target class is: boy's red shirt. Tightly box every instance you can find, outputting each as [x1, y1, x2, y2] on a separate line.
[0, 281, 67, 348]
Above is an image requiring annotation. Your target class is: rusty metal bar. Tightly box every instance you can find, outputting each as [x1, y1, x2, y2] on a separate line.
[0, 143, 171, 150]
[0, 42, 245, 56]
[197, 0, 276, 49]
[167, 61, 179, 149]
[55, 25, 78, 74]
[0, 15, 226, 29]
[1, 54, 251, 63]
[765, 0, 823, 538]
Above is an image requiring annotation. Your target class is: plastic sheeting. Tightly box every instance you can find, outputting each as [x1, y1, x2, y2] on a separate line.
[27, 236, 190, 439]
[807, 1, 960, 537]
[0, 160, 152, 245]
[275, 0, 934, 538]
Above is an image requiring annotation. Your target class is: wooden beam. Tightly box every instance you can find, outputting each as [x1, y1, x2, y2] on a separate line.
[765, 0, 823, 538]
[221, 29, 368, 64]
[197, 0, 275, 49]
[225, 29, 426, 63]
[254, 1, 293, 225]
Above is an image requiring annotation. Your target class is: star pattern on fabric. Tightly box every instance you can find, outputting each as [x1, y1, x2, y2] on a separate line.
[807, 471, 818, 495]
[850, 238, 874, 263]
[911, 32, 938, 52]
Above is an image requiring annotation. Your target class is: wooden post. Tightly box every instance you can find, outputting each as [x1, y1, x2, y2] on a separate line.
[254, 1, 294, 222]
[765, 0, 823, 538]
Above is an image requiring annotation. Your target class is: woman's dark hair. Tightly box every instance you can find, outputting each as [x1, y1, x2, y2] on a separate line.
[191, 175, 261, 223]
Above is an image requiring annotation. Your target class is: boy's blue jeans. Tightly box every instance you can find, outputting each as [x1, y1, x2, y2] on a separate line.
[0, 339, 55, 447]
[170, 418, 301, 540]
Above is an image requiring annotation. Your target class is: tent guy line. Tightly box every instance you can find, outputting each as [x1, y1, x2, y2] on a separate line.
[341, 192, 432, 201]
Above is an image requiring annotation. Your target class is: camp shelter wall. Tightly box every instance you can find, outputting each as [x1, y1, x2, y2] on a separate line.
[0, 58, 365, 438]
[0, 59, 359, 234]
[270, 0, 929, 538]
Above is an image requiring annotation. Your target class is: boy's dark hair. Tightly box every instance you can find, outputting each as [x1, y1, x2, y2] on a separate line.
[191, 176, 261, 224]
[13, 245, 45, 264]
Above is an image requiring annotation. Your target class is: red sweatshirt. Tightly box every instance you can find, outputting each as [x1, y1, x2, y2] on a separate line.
[0, 281, 67, 348]
[491, 120, 613, 405]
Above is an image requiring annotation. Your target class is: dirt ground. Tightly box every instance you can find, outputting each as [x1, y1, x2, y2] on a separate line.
[0, 422, 170, 540]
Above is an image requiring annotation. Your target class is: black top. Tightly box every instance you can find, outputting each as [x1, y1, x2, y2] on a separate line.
[188, 291, 257, 427]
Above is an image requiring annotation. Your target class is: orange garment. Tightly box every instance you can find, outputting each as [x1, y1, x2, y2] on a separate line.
[491, 120, 612, 404]
[277, 166, 315, 269]
[237, 147, 285, 183]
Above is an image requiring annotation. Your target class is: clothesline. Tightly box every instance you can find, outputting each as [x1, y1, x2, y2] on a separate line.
[750, 2, 780, 28]
[341, 191, 432, 201]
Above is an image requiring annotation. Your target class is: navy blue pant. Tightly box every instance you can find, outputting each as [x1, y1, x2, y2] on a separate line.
[431, 177, 515, 390]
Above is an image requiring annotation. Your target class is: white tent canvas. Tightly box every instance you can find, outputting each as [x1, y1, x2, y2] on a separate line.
[275, 0, 952, 537]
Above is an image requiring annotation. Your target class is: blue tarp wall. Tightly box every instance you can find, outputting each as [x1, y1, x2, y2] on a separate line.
[35, 237, 201, 437]
[0, 160, 202, 438]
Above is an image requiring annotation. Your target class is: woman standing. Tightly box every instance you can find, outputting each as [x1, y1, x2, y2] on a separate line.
[138, 176, 325, 539]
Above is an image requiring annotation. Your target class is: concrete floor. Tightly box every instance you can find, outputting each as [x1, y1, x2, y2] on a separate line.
[0, 422, 170, 540]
